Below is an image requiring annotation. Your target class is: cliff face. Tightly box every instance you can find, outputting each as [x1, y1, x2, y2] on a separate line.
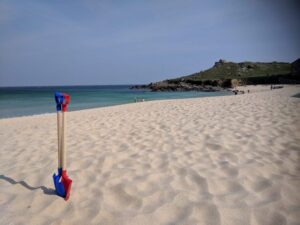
[132, 58, 300, 91]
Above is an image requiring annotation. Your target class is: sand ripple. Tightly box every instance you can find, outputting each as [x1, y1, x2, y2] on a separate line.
[1, 85, 300, 225]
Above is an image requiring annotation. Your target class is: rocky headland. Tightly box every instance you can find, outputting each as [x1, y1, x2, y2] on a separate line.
[132, 58, 300, 91]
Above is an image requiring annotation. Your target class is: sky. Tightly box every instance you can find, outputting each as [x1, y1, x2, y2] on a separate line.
[0, 0, 299, 86]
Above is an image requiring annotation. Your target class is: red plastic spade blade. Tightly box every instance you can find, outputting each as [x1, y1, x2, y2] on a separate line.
[61, 170, 72, 201]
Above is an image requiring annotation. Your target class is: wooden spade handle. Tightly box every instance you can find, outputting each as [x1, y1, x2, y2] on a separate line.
[57, 111, 62, 168]
[61, 111, 67, 170]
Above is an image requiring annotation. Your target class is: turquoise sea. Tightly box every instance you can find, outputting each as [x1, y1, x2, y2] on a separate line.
[0, 85, 232, 118]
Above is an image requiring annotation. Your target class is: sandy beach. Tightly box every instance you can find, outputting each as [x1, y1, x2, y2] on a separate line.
[0, 85, 300, 225]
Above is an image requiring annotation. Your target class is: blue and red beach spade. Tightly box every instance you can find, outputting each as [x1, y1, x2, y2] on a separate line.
[53, 92, 72, 200]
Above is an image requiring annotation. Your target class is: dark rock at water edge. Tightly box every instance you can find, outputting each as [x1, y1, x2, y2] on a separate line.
[131, 82, 226, 92]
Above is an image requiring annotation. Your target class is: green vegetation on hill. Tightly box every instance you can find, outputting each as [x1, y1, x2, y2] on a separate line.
[132, 58, 300, 91]
[160, 59, 300, 89]
[170, 60, 291, 83]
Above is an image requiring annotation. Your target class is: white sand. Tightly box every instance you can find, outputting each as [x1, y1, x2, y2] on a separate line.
[1, 85, 300, 225]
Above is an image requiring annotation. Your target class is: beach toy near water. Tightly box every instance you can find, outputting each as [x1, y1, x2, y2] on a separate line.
[53, 93, 65, 197]
[53, 92, 72, 200]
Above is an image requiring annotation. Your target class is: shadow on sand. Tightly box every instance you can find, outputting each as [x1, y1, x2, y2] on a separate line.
[0, 174, 56, 195]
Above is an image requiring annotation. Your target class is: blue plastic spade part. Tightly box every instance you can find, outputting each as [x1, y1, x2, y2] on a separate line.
[53, 168, 66, 197]
[55, 92, 64, 111]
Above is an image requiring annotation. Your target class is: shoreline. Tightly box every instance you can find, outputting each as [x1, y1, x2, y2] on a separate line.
[0, 88, 232, 120]
[0, 89, 234, 120]
[0, 84, 292, 120]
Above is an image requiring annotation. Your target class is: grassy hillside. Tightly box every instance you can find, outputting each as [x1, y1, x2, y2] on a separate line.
[170, 60, 291, 83]
[132, 58, 299, 91]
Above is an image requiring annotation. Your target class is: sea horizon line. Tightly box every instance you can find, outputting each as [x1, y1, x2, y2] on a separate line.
[0, 84, 145, 89]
